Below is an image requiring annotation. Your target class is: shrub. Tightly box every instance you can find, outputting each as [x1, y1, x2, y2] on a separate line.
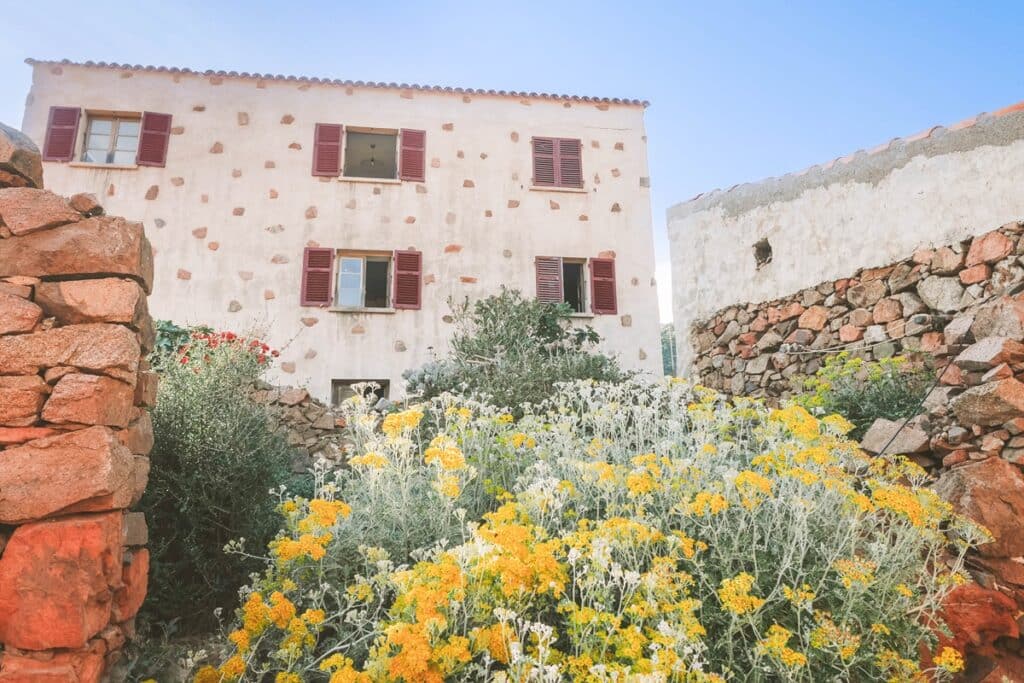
[142, 330, 310, 634]
[197, 380, 984, 682]
[403, 289, 627, 412]
[795, 352, 934, 440]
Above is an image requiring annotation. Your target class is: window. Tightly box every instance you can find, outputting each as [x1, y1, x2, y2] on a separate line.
[337, 253, 391, 309]
[332, 379, 390, 407]
[536, 256, 617, 315]
[343, 129, 398, 179]
[532, 137, 583, 188]
[82, 115, 140, 164]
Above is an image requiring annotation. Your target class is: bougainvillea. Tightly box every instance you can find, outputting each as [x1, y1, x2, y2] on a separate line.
[197, 380, 987, 682]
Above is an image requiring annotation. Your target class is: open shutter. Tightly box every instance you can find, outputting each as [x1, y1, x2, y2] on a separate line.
[589, 258, 617, 315]
[300, 247, 334, 306]
[312, 123, 343, 177]
[42, 106, 81, 162]
[399, 129, 426, 181]
[136, 112, 172, 167]
[532, 137, 556, 186]
[392, 250, 422, 310]
[535, 256, 564, 304]
[557, 138, 583, 188]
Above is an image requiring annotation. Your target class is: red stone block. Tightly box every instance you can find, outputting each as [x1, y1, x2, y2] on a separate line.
[0, 642, 106, 682]
[0, 375, 47, 427]
[965, 230, 1014, 267]
[0, 292, 42, 334]
[0, 426, 57, 446]
[0, 512, 123, 650]
[0, 324, 140, 384]
[42, 374, 134, 427]
[960, 263, 992, 285]
[0, 188, 81, 236]
[112, 549, 149, 622]
[838, 324, 863, 343]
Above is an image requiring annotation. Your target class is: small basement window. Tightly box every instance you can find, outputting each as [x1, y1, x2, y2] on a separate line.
[331, 379, 390, 407]
[343, 130, 398, 180]
[336, 253, 391, 308]
[82, 115, 140, 164]
[562, 260, 586, 313]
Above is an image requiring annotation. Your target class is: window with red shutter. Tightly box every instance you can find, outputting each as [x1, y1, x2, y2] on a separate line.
[589, 258, 617, 315]
[300, 247, 334, 306]
[399, 129, 426, 181]
[312, 123, 343, 177]
[532, 137, 583, 188]
[535, 256, 563, 304]
[136, 112, 172, 167]
[42, 106, 81, 162]
[392, 250, 422, 310]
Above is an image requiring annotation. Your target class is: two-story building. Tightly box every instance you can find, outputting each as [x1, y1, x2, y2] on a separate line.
[21, 58, 662, 403]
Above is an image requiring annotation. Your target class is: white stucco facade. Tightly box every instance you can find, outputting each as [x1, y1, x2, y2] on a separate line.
[21, 60, 662, 402]
[668, 104, 1024, 373]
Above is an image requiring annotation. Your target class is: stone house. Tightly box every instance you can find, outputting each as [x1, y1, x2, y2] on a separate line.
[21, 58, 661, 403]
[668, 99, 1024, 374]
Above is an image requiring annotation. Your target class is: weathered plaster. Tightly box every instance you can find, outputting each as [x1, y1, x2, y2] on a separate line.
[668, 107, 1024, 373]
[23, 63, 661, 401]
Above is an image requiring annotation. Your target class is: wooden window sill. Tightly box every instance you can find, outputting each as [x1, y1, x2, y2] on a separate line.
[530, 185, 587, 194]
[329, 307, 397, 314]
[338, 176, 402, 185]
[569, 312, 595, 319]
[69, 161, 139, 170]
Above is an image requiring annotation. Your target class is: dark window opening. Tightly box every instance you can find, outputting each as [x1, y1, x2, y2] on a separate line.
[343, 131, 398, 179]
[332, 379, 390, 408]
[365, 259, 390, 308]
[563, 261, 585, 313]
[753, 238, 773, 269]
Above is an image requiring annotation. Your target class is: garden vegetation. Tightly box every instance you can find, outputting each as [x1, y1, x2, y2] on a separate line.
[195, 379, 983, 682]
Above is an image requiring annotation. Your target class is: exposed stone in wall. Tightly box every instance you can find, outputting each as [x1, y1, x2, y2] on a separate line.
[0, 125, 153, 681]
[689, 219, 1024, 670]
[249, 383, 344, 470]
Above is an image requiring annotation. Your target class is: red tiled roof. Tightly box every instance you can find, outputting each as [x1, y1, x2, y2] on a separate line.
[25, 58, 649, 108]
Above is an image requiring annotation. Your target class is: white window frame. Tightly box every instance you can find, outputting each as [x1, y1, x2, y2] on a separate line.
[335, 251, 392, 309]
[81, 113, 141, 165]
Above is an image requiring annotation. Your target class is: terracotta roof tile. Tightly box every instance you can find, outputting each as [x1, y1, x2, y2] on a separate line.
[25, 58, 649, 108]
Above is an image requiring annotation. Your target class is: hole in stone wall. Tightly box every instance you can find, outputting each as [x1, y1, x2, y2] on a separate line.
[753, 238, 773, 269]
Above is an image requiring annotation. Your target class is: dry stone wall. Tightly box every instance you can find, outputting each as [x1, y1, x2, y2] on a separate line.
[690, 219, 1024, 676]
[0, 122, 154, 682]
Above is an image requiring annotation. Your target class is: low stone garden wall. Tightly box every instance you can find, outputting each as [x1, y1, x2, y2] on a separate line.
[0, 123, 155, 681]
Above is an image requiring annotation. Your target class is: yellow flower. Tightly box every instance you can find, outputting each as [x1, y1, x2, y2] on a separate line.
[424, 436, 466, 470]
[757, 624, 807, 668]
[194, 666, 220, 683]
[275, 674, 302, 683]
[350, 451, 388, 468]
[219, 654, 246, 680]
[782, 583, 815, 608]
[382, 408, 423, 437]
[718, 573, 765, 615]
[834, 557, 877, 589]
[870, 623, 891, 636]
[242, 592, 270, 635]
[301, 608, 326, 626]
[934, 646, 965, 673]
[269, 591, 296, 628]
[228, 628, 250, 653]
[688, 491, 729, 517]
[435, 474, 461, 498]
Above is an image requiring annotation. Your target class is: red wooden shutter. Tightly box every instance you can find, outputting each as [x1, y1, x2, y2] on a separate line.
[589, 258, 617, 314]
[312, 123, 343, 177]
[557, 138, 583, 188]
[42, 106, 81, 162]
[399, 129, 426, 181]
[136, 112, 172, 167]
[535, 256, 564, 304]
[392, 250, 422, 310]
[300, 247, 334, 306]
[532, 137, 556, 186]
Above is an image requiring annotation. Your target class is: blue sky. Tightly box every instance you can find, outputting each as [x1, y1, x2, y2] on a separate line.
[1, 1, 1022, 321]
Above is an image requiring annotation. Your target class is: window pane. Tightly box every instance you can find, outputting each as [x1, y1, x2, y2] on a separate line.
[112, 150, 136, 165]
[85, 133, 110, 151]
[343, 131, 398, 179]
[337, 287, 362, 307]
[117, 120, 140, 136]
[340, 258, 363, 274]
[82, 149, 106, 163]
[115, 135, 139, 152]
[337, 257, 363, 307]
[88, 119, 112, 134]
[364, 259, 390, 308]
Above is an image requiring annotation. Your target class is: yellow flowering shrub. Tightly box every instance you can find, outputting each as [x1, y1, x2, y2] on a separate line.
[201, 380, 986, 681]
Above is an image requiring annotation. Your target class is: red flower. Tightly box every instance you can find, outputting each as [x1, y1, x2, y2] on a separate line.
[180, 356, 189, 364]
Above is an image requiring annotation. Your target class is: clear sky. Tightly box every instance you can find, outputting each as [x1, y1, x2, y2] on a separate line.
[1, 1, 1022, 321]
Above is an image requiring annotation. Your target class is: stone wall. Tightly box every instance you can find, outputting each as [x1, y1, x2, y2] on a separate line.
[0, 122, 155, 681]
[690, 219, 1024, 676]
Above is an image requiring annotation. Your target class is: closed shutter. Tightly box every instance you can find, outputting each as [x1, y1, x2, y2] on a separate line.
[557, 138, 583, 188]
[312, 123, 343, 177]
[532, 137, 556, 186]
[589, 258, 617, 314]
[42, 106, 81, 162]
[535, 256, 564, 304]
[300, 247, 334, 306]
[393, 250, 422, 310]
[399, 129, 426, 181]
[136, 112, 172, 167]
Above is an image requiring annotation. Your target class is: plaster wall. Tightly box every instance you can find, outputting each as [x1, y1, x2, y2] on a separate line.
[668, 107, 1024, 372]
[22, 62, 662, 401]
